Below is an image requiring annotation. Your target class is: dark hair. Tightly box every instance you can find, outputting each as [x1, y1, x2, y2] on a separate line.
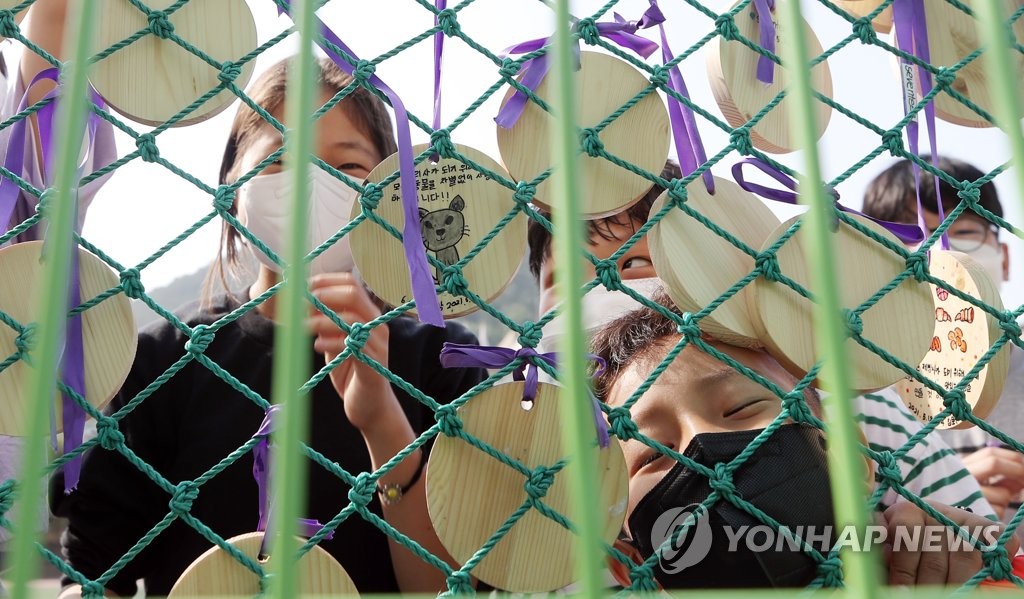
[203, 56, 398, 301]
[861, 156, 1003, 232]
[527, 161, 683, 279]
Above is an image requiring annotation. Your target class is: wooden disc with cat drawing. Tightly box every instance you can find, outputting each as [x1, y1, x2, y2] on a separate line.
[349, 143, 526, 318]
[496, 51, 670, 218]
[168, 532, 359, 597]
[902, 0, 1024, 128]
[896, 251, 1010, 429]
[426, 382, 628, 592]
[833, 1, 894, 34]
[89, 0, 256, 126]
[706, 0, 833, 154]
[648, 176, 780, 348]
[750, 214, 934, 392]
[0, 241, 135, 435]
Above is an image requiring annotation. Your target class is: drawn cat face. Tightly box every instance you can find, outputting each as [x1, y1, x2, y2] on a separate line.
[419, 195, 467, 252]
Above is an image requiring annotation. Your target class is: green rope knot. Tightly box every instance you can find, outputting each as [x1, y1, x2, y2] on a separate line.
[360, 182, 382, 211]
[844, 309, 864, 338]
[0, 480, 16, 518]
[95, 416, 125, 451]
[817, 556, 844, 587]
[579, 127, 604, 157]
[81, 581, 106, 599]
[518, 320, 543, 348]
[999, 313, 1022, 340]
[218, 61, 242, 85]
[782, 391, 814, 423]
[444, 571, 474, 596]
[147, 10, 175, 39]
[667, 179, 688, 206]
[729, 128, 753, 155]
[168, 481, 199, 516]
[851, 18, 877, 44]
[348, 472, 374, 507]
[0, 10, 18, 38]
[649, 65, 669, 88]
[905, 251, 928, 281]
[594, 259, 621, 288]
[14, 324, 34, 357]
[873, 451, 903, 487]
[212, 185, 234, 213]
[441, 265, 469, 297]
[498, 57, 521, 79]
[715, 13, 740, 41]
[344, 322, 370, 354]
[524, 466, 555, 502]
[575, 18, 601, 46]
[629, 564, 659, 592]
[437, 8, 460, 37]
[35, 188, 56, 216]
[135, 133, 160, 162]
[353, 60, 377, 83]
[881, 128, 905, 156]
[677, 313, 703, 342]
[756, 251, 782, 282]
[430, 129, 456, 159]
[944, 388, 973, 422]
[982, 546, 1014, 581]
[956, 184, 981, 208]
[708, 462, 738, 502]
[512, 181, 536, 207]
[435, 404, 462, 436]
[934, 67, 958, 92]
[119, 268, 145, 299]
[185, 324, 215, 355]
[607, 406, 639, 441]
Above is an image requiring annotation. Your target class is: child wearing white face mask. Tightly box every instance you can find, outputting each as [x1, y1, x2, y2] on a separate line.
[55, 56, 485, 597]
[863, 156, 1024, 525]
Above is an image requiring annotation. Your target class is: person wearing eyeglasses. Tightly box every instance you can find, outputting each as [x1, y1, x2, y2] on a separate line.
[862, 156, 1024, 525]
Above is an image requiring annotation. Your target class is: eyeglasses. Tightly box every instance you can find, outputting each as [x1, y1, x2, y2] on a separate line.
[926, 223, 998, 253]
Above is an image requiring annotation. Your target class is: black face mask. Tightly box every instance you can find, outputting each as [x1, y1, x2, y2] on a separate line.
[626, 423, 835, 589]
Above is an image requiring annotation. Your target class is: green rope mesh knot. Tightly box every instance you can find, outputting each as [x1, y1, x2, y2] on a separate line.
[729, 128, 753, 156]
[429, 129, 457, 159]
[14, 323, 34, 357]
[873, 450, 903, 487]
[344, 322, 370, 353]
[905, 251, 928, 282]
[607, 406, 639, 441]
[999, 312, 1022, 340]
[708, 462, 739, 502]
[444, 571, 474, 596]
[212, 185, 235, 213]
[667, 178, 688, 206]
[35, 188, 56, 216]
[512, 181, 536, 207]
[168, 481, 199, 516]
[579, 127, 605, 158]
[146, 10, 175, 39]
[348, 472, 374, 507]
[185, 324, 216, 355]
[0, 10, 18, 38]
[594, 259, 621, 288]
[851, 18, 877, 45]
[81, 581, 106, 599]
[119, 268, 145, 299]
[756, 251, 782, 282]
[677, 313, 703, 342]
[649, 65, 669, 88]
[983, 546, 1014, 580]
[782, 391, 814, 423]
[816, 556, 845, 587]
[135, 133, 160, 163]
[435, 404, 463, 436]
[715, 13, 740, 41]
[218, 61, 242, 85]
[524, 466, 556, 502]
[517, 320, 543, 348]
[441, 265, 469, 297]
[498, 57, 521, 80]
[943, 388, 973, 422]
[956, 183, 981, 208]
[881, 128, 905, 156]
[629, 564, 659, 592]
[575, 17, 601, 46]
[934, 67, 958, 93]
[0, 480, 16, 518]
[95, 416, 125, 451]
[360, 182, 382, 211]
[436, 8, 460, 37]
[353, 60, 377, 83]
[844, 309, 864, 338]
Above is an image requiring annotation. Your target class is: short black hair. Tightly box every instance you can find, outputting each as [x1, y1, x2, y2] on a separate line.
[861, 156, 1003, 234]
[526, 161, 682, 280]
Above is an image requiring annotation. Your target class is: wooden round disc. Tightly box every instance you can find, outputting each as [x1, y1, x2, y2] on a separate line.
[750, 215, 935, 392]
[648, 176, 780, 347]
[426, 382, 628, 592]
[0, 241, 136, 435]
[90, 0, 257, 127]
[496, 51, 670, 218]
[168, 532, 359, 597]
[350, 143, 526, 318]
[706, 0, 833, 154]
[907, 0, 1024, 128]
[896, 251, 1010, 429]
[833, 1, 894, 34]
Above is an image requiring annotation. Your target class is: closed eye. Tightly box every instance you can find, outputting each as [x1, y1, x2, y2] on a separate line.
[723, 399, 769, 418]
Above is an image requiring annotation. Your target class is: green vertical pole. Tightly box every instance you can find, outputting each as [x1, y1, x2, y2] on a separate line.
[550, 1, 603, 596]
[975, 0, 1024, 244]
[778, 0, 881, 595]
[268, 0, 315, 596]
[9, 1, 97, 598]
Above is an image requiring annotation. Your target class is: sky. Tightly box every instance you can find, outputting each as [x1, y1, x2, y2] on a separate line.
[77, 0, 1024, 311]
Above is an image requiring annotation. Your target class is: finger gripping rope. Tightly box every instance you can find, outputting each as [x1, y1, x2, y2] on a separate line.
[135, 133, 160, 163]
[147, 10, 175, 39]
[95, 417, 126, 451]
[437, 8, 460, 37]
[168, 481, 200, 516]
[119, 268, 145, 300]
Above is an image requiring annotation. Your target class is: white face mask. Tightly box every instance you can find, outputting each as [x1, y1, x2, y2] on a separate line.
[951, 240, 1006, 290]
[237, 168, 358, 276]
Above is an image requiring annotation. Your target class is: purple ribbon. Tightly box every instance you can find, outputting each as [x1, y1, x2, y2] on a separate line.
[433, 0, 446, 136]
[252, 406, 334, 558]
[732, 158, 925, 244]
[494, 3, 664, 129]
[893, 0, 947, 250]
[752, 0, 777, 84]
[439, 342, 610, 448]
[276, 0, 444, 327]
[657, 17, 714, 193]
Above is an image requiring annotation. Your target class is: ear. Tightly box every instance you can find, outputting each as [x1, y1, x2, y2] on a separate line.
[418, 207, 429, 220]
[608, 537, 649, 588]
[1001, 242, 1010, 282]
[450, 195, 465, 212]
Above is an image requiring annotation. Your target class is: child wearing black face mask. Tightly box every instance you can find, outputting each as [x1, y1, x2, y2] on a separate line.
[589, 290, 1018, 590]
